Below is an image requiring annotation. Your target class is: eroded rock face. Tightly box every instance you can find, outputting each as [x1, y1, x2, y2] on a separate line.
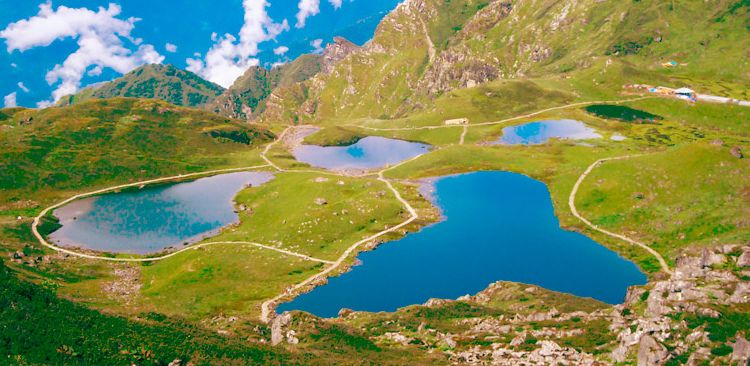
[418, 45, 502, 95]
[322, 37, 360, 74]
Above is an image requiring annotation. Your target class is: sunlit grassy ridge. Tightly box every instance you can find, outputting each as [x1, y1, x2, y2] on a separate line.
[58, 64, 225, 108]
[0, 98, 273, 203]
[271, 0, 749, 124]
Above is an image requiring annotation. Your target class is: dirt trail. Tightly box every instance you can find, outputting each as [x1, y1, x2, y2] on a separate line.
[569, 155, 673, 275]
[344, 97, 654, 132]
[30, 99, 672, 324]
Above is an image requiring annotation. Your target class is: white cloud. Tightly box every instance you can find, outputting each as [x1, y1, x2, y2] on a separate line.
[187, 0, 289, 88]
[3, 92, 17, 108]
[17, 82, 29, 93]
[310, 38, 324, 54]
[0, 3, 164, 106]
[296, 0, 343, 28]
[165, 42, 177, 53]
[10, 63, 17, 68]
[273, 45, 289, 55]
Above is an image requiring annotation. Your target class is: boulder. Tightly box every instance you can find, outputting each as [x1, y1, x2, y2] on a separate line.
[732, 336, 750, 365]
[271, 313, 293, 346]
[638, 335, 669, 365]
[737, 248, 750, 267]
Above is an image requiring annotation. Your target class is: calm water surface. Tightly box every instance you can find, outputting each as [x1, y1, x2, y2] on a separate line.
[49, 172, 274, 254]
[278, 171, 646, 317]
[496, 119, 601, 145]
[292, 136, 430, 170]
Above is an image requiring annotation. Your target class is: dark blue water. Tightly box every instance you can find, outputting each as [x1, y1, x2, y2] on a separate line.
[49, 172, 274, 254]
[496, 119, 601, 145]
[293, 136, 430, 170]
[277, 171, 646, 317]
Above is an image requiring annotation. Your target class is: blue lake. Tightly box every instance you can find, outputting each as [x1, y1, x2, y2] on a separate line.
[49, 172, 274, 254]
[277, 171, 647, 317]
[496, 119, 602, 145]
[292, 136, 430, 171]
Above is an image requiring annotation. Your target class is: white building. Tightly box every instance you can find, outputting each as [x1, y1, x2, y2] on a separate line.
[444, 118, 469, 125]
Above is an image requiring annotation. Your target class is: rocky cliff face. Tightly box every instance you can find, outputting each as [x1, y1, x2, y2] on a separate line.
[211, 54, 322, 120]
[259, 0, 750, 124]
[322, 37, 361, 74]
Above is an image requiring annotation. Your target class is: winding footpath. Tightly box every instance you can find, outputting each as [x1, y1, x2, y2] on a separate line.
[29, 97, 672, 324]
[569, 156, 673, 275]
[258, 129, 424, 323]
[345, 96, 654, 132]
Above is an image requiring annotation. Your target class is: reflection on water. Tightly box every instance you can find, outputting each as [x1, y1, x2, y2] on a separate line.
[49, 172, 274, 254]
[495, 119, 601, 145]
[278, 171, 647, 317]
[292, 136, 430, 170]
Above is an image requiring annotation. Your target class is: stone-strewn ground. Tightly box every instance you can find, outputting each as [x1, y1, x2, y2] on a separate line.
[274, 245, 749, 365]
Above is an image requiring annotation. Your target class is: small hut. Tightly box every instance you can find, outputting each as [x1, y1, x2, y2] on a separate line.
[674, 87, 696, 101]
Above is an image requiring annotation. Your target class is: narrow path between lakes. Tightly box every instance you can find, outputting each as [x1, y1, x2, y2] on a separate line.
[344, 96, 654, 132]
[259, 136, 423, 323]
[569, 155, 673, 276]
[29, 98, 672, 324]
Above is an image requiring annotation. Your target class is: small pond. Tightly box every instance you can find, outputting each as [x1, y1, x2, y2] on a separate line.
[292, 136, 430, 171]
[584, 104, 662, 123]
[48, 172, 274, 254]
[494, 119, 601, 145]
[277, 171, 647, 317]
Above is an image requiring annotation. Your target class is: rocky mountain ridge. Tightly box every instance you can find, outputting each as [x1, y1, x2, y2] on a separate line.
[258, 0, 750, 124]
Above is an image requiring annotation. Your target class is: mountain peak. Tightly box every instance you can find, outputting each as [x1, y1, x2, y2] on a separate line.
[59, 64, 224, 108]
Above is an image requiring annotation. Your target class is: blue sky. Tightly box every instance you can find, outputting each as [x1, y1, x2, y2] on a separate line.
[0, 0, 401, 108]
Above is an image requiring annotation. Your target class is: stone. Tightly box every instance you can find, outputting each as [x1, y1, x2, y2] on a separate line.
[314, 197, 327, 205]
[638, 335, 669, 366]
[439, 334, 457, 349]
[338, 308, 354, 317]
[286, 330, 299, 345]
[730, 146, 743, 159]
[383, 332, 412, 346]
[737, 248, 750, 267]
[732, 336, 750, 365]
[271, 313, 293, 346]
[509, 333, 526, 347]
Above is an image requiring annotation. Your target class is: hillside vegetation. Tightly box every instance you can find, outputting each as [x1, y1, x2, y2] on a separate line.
[0, 98, 273, 203]
[0, 260, 298, 365]
[260, 0, 749, 123]
[57, 64, 225, 108]
[209, 55, 323, 120]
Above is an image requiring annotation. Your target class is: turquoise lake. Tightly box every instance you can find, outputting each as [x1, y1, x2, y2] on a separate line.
[277, 171, 647, 317]
[292, 136, 430, 171]
[49, 172, 274, 254]
[496, 119, 601, 145]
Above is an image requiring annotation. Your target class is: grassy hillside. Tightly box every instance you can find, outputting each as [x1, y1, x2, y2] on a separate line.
[268, 0, 749, 123]
[0, 260, 298, 365]
[0, 98, 273, 204]
[210, 55, 322, 120]
[58, 64, 225, 107]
